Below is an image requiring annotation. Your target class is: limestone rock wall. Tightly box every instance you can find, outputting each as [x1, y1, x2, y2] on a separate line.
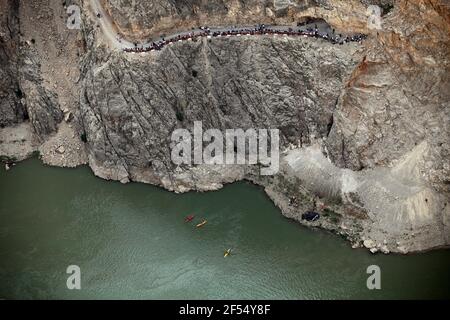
[0, 0, 448, 253]
[326, 0, 450, 192]
[102, 0, 380, 41]
[0, 0, 26, 128]
[80, 36, 361, 185]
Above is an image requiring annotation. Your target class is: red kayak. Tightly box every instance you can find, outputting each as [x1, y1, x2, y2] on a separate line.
[184, 215, 195, 223]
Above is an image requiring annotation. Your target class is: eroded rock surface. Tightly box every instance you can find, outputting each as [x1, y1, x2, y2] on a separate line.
[80, 36, 361, 186]
[103, 0, 373, 40]
[0, 0, 448, 253]
[0, 0, 26, 127]
[326, 0, 450, 192]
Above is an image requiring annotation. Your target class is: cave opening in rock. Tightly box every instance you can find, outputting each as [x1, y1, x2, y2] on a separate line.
[297, 17, 328, 28]
[80, 132, 88, 143]
[327, 115, 334, 137]
[22, 109, 29, 121]
[14, 88, 23, 99]
[176, 110, 185, 122]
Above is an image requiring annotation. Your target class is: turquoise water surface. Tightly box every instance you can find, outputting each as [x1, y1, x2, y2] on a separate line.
[0, 158, 449, 299]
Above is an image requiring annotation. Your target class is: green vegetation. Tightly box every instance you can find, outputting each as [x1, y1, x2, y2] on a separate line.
[323, 207, 341, 224]
[328, 196, 342, 205]
[381, 3, 394, 16]
[31, 150, 40, 158]
[0, 155, 18, 163]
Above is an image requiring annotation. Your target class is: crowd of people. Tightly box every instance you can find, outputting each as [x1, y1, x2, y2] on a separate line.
[122, 24, 367, 54]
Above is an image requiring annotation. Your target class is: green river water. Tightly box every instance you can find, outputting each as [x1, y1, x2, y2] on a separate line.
[0, 158, 449, 299]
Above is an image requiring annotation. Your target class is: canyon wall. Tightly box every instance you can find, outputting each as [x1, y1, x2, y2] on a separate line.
[80, 36, 361, 186]
[0, 0, 448, 253]
[102, 0, 376, 40]
[326, 0, 450, 192]
[0, 0, 26, 128]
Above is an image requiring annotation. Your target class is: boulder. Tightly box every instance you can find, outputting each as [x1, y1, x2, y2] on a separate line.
[363, 239, 376, 249]
[56, 145, 65, 154]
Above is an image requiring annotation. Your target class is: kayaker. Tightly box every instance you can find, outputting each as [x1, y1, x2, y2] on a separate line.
[196, 219, 207, 228]
[224, 249, 232, 257]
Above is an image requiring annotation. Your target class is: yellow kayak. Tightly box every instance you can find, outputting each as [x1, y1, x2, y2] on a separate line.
[196, 219, 207, 228]
[224, 249, 232, 257]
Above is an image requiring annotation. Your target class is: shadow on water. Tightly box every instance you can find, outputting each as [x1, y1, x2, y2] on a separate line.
[0, 157, 449, 299]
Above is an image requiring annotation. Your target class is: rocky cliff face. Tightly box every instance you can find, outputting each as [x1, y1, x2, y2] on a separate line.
[80, 36, 361, 186]
[0, 0, 66, 140]
[18, 44, 63, 139]
[103, 0, 377, 40]
[326, 0, 450, 192]
[1, 0, 449, 253]
[0, 0, 26, 128]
